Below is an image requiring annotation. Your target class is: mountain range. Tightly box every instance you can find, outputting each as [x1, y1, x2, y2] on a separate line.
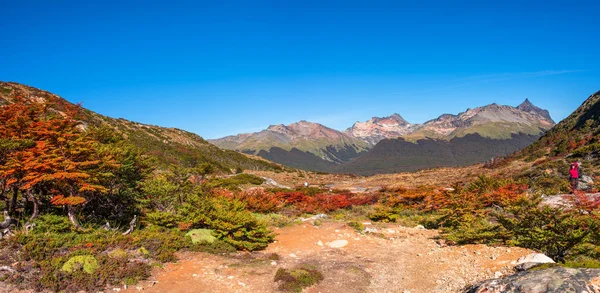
[211, 99, 555, 174]
[0, 81, 562, 176]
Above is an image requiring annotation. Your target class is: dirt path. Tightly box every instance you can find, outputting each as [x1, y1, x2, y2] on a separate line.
[122, 221, 532, 293]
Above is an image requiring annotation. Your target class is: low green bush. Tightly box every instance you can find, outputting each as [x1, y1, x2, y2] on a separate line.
[180, 195, 275, 251]
[368, 206, 399, 223]
[494, 196, 598, 262]
[204, 173, 265, 190]
[1, 218, 186, 291]
[347, 221, 365, 232]
[274, 264, 324, 292]
[145, 211, 181, 228]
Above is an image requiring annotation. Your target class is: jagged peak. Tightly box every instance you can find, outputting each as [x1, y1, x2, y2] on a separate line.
[267, 124, 286, 130]
[368, 113, 410, 125]
[518, 98, 535, 109]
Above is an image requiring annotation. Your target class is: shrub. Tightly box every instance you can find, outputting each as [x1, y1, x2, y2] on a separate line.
[236, 188, 283, 213]
[204, 174, 265, 190]
[32, 214, 75, 233]
[494, 196, 599, 262]
[274, 264, 324, 292]
[347, 221, 365, 232]
[1, 222, 183, 291]
[180, 195, 275, 251]
[368, 206, 399, 223]
[145, 211, 181, 228]
[441, 214, 505, 245]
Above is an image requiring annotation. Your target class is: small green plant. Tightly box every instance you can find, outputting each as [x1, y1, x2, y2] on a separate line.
[347, 221, 365, 232]
[368, 206, 398, 223]
[61, 255, 99, 274]
[185, 229, 217, 244]
[274, 264, 324, 292]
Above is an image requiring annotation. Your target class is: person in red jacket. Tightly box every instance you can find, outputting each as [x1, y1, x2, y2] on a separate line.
[570, 163, 579, 192]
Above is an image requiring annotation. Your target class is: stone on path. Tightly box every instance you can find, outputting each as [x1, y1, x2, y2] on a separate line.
[328, 240, 348, 248]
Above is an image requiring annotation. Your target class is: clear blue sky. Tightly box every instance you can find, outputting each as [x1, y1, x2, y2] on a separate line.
[1, 1, 599, 139]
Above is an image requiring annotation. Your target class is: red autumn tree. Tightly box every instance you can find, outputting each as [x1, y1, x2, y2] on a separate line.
[0, 96, 118, 228]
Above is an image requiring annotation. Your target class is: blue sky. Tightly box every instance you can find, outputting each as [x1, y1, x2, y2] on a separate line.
[1, 1, 599, 139]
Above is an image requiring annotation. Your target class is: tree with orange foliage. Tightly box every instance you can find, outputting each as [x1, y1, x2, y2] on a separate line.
[0, 96, 119, 228]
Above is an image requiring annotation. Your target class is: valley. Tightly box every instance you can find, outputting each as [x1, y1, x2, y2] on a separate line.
[0, 83, 599, 293]
[211, 100, 555, 174]
[3, 2, 600, 292]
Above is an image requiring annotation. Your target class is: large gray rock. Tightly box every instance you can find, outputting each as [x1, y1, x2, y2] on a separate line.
[514, 253, 556, 272]
[466, 267, 600, 293]
[516, 253, 555, 265]
[580, 175, 595, 191]
[581, 175, 594, 184]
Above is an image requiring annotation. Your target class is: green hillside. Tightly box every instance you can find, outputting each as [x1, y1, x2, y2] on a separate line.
[518, 90, 600, 164]
[0, 82, 282, 172]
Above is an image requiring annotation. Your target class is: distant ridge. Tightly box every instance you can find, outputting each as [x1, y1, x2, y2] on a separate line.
[212, 99, 555, 173]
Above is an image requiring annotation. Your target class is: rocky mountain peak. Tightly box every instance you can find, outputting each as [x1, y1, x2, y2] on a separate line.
[371, 113, 408, 124]
[345, 113, 414, 145]
[517, 98, 555, 123]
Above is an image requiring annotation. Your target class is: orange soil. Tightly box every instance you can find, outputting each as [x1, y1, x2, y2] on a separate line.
[123, 221, 532, 293]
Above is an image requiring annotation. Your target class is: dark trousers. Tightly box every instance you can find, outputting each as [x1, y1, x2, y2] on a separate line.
[570, 177, 579, 191]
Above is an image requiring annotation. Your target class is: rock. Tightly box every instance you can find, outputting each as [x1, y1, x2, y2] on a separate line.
[466, 267, 600, 293]
[494, 271, 503, 278]
[364, 227, 378, 233]
[271, 261, 277, 266]
[516, 253, 555, 266]
[317, 240, 323, 246]
[578, 175, 594, 190]
[415, 225, 425, 229]
[328, 240, 348, 248]
[136, 287, 143, 291]
[289, 253, 297, 258]
[315, 213, 328, 219]
[300, 213, 328, 222]
[581, 175, 594, 184]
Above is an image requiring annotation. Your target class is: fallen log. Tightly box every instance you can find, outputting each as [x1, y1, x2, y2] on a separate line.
[122, 215, 137, 235]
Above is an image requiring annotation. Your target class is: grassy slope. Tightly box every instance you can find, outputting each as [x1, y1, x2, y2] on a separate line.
[0, 81, 282, 172]
[517, 90, 600, 163]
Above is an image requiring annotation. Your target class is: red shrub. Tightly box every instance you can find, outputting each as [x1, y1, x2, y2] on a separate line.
[567, 190, 600, 215]
[238, 188, 283, 213]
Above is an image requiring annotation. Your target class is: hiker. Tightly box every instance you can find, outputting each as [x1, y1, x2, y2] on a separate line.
[570, 163, 579, 192]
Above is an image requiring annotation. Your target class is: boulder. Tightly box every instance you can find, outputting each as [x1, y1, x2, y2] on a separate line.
[516, 253, 555, 265]
[328, 240, 348, 248]
[579, 175, 595, 190]
[581, 175, 594, 184]
[466, 267, 600, 293]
